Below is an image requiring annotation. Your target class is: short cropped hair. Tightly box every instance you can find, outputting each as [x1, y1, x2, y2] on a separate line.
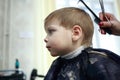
[44, 7, 94, 47]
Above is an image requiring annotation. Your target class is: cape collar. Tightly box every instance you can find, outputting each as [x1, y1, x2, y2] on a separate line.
[61, 45, 87, 59]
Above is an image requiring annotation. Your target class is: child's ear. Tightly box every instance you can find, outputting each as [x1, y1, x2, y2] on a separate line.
[72, 25, 82, 41]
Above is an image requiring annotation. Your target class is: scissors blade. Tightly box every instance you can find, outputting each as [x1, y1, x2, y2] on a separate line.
[99, 0, 111, 23]
[99, 0, 105, 15]
[99, 0, 109, 21]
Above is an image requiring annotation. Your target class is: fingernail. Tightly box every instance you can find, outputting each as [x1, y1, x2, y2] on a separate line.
[98, 29, 106, 35]
[101, 29, 106, 34]
[99, 22, 103, 26]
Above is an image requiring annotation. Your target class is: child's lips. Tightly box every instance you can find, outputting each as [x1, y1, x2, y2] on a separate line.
[46, 46, 51, 51]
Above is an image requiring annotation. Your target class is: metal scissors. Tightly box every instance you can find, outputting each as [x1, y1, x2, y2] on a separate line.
[78, 0, 112, 34]
[99, 0, 109, 22]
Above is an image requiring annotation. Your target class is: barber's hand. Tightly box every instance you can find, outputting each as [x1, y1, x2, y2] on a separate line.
[99, 12, 120, 36]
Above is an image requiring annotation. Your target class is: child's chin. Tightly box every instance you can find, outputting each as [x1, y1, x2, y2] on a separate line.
[51, 53, 58, 57]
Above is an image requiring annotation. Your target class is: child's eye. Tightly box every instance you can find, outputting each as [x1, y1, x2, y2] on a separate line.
[48, 29, 56, 34]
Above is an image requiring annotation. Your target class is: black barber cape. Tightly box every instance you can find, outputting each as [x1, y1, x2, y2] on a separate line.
[44, 47, 120, 80]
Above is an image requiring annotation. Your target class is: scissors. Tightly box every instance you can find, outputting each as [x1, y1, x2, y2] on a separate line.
[78, 0, 112, 34]
[99, 0, 109, 21]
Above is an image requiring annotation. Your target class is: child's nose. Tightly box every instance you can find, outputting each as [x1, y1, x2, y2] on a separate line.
[44, 37, 48, 43]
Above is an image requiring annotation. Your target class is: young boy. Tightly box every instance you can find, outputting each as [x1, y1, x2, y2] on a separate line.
[44, 7, 120, 80]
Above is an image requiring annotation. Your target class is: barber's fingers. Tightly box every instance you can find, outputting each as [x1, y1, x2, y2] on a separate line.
[99, 21, 113, 34]
[99, 12, 113, 21]
[99, 12, 104, 20]
[99, 28, 106, 34]
[99, 21, 112, 28]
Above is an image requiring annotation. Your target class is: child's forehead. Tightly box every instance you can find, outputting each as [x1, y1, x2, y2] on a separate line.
[46, 24, 58, 28]
[45, 19, 60, 27]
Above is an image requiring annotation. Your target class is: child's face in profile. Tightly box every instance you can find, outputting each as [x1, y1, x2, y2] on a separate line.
[44, 21, 74, 57]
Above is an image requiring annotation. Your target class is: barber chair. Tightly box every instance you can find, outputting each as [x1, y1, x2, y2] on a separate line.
[30, 69, 44, 80]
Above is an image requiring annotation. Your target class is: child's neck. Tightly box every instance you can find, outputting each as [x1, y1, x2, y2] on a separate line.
[61, 45, 87, 59]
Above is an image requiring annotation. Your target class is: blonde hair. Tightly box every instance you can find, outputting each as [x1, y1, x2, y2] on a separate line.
[44, 7, 94, 47]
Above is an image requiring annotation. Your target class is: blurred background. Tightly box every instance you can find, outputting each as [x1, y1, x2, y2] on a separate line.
[0, 0, 120, 80]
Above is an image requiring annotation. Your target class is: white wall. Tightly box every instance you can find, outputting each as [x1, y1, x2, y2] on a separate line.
[0, 0, 35, 80]
[0, 0, 56, 80]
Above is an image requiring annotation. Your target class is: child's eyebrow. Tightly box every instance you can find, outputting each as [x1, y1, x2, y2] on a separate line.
[45, 25, 56, 31]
